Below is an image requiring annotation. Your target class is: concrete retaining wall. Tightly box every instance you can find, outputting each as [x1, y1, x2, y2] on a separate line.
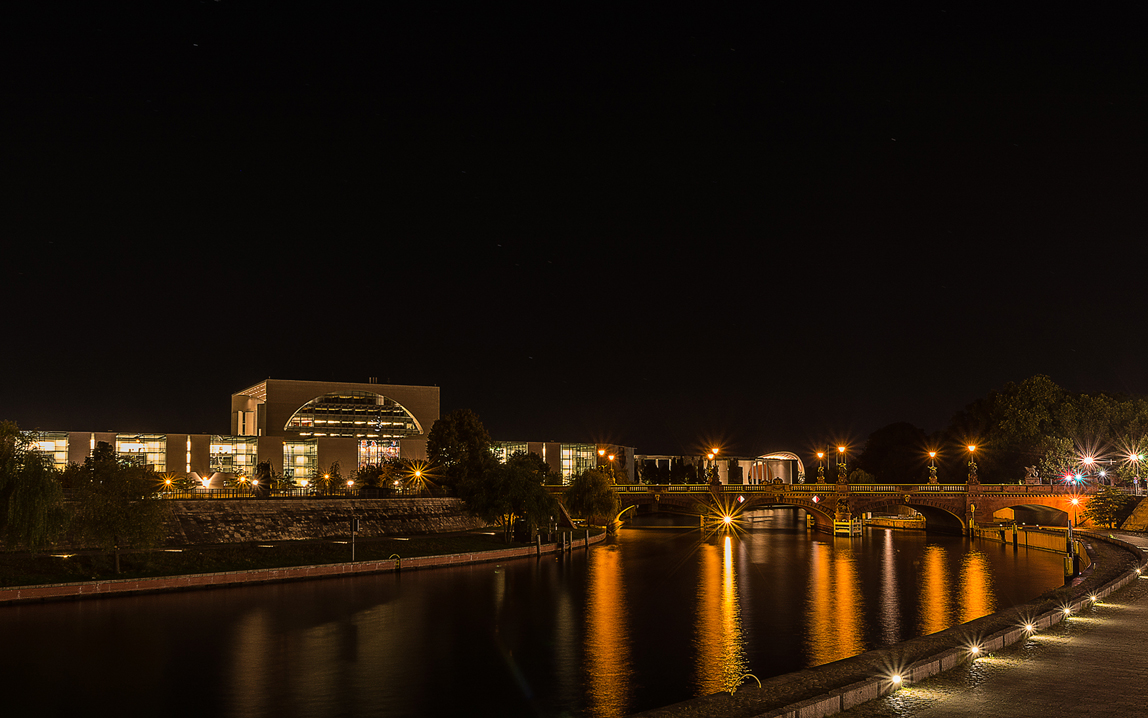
[159, 497, 486, 545]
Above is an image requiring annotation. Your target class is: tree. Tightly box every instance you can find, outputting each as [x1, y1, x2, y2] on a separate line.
[564, 468, 619, 526]
[857, 422, 928, 483]
[0, 421, 67, 550]
[426, 409, 495, 495]
[459, 451, 557, 543]
[1082, 487, 1136, 529]
[71, 442, 167, 572]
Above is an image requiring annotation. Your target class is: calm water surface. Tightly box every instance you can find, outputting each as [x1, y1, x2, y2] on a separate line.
[1, 509, 1066, 718]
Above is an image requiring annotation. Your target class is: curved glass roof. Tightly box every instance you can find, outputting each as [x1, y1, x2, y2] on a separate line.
[757, 451, 805, 475]
[284, 391, 423, 438]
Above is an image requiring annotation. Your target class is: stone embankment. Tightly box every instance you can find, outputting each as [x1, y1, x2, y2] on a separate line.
[632, 531, 1147, 718]
[161, 497, 485, 545]
[0, 529, 606, 605]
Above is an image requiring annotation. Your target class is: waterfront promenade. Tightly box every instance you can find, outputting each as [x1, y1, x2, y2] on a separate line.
[841, 531, 1148, 718]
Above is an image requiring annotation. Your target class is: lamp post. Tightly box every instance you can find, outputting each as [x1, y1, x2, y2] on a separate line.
[1070, 497, 1080, 527]
[816, 451, 826, 484]
[928, 451, 938, 484]
[836, 445, 847, 484]
[966, 445, 978, 484]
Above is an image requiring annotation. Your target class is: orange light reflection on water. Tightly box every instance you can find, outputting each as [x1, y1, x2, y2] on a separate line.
[918, 544, 951, 635]
[958, 549, 995, 623]
[693, 535, 747, 695]
[804, 539, 865, 666]
[585, 546, 633, 718]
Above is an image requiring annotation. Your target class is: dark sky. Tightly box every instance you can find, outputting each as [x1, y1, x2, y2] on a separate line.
[4, 3, 1147, 457]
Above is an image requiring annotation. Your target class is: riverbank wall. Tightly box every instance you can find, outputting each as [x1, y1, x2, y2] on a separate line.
[160, 498, 486, 546]
[972, 525, 1092, 571]
[633, 531, 1147, 718]
[0, 529, 606, 605]
[864, 516, 925, 530]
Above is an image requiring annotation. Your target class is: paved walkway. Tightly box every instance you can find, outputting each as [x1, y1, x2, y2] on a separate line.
[842, 532, 1148, 717]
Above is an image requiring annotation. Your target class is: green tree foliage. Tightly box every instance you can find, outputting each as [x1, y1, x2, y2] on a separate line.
[1082, 487, 1136, 528]
[71, 442, 168, 572]
[459, 451, 557, 542]
[934, 375, 1148, 483]
[848, 468, 877, 484]
[0, 421, 67, 550]
[426, 409, 494, 495]
[353, 457, 404, 489]
[857, 422, 929, 483]
[564, 468, 619, 526]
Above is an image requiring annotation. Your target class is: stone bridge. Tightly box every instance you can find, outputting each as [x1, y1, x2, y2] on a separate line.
[603, 481, 1097, 534]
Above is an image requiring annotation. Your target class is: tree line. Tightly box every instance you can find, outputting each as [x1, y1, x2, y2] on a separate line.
[855, 374, 1148, 486]
[425, 409, 618, 540]
[0, 421, 166, 571]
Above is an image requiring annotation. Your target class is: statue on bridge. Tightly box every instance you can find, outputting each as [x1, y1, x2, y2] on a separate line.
[816, 464, 825, 484]
[1024, 466, 1040, 485]
[928, 464, 938, 484]
[837, 461, 848, 484]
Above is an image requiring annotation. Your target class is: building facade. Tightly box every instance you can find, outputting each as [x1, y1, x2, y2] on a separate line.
[32, 378, 440, 486]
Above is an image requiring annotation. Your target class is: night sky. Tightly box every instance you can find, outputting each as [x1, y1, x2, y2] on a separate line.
[4, 3, 1146, 457]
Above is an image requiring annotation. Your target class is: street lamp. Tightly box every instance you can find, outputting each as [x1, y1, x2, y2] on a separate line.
[1070, 497, 1080, 526]
[928, 451, 938, 484]
[816, 451, 826, 483]
[836, 445, 847, 482]
[966, 445, 978, 483]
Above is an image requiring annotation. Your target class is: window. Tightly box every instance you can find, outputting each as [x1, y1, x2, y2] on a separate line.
[115, 434, 167, 471]
[284, 391, 423, 439]
[209, 436, 260, 477]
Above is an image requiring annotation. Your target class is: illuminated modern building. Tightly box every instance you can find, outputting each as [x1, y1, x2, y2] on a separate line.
[31, 378, 439, 486]
[491, 441, 636, 484]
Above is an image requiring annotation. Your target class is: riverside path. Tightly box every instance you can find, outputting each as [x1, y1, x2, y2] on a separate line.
[839, 530, 1148, 718]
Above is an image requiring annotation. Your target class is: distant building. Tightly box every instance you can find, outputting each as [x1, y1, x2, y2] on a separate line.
[492, 441, 637, 484]
[31, 378, 439, 486]
[636, 451, 805, 485]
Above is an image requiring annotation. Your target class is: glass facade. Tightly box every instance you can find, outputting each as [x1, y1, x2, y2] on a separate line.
[283, 440, 319, 483]
[561, 443, 597, 482]
[285, 391, 423, 439]
[358, 439, 399, 468]
[115, 434, 167, 471]
[491, 441, 529, 465]
[30, 431, 69, 470]
[210, 435, 260, 477]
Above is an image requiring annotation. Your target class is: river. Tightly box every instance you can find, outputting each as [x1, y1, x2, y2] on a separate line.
[0, 508, 1066, 718]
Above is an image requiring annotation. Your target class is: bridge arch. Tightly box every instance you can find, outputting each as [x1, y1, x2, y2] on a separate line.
[850, 496, 966, 534]
[737, 495, 835, 532]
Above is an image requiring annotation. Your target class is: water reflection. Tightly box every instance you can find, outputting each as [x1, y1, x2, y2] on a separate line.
[958, 549, 995, 623]
[585, 545, 632, 718]
[879, 530, 900, 645]
[693, 535, 747, 694]
[0, 527, 1068, 718]
[805, 539, 865, 665]
[918, 544, 951, 635]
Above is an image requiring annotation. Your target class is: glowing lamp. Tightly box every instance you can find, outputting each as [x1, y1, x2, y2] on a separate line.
[891, 675, 902, 686]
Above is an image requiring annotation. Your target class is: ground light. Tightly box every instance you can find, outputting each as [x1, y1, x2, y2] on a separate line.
[890, 674, 903, 687]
